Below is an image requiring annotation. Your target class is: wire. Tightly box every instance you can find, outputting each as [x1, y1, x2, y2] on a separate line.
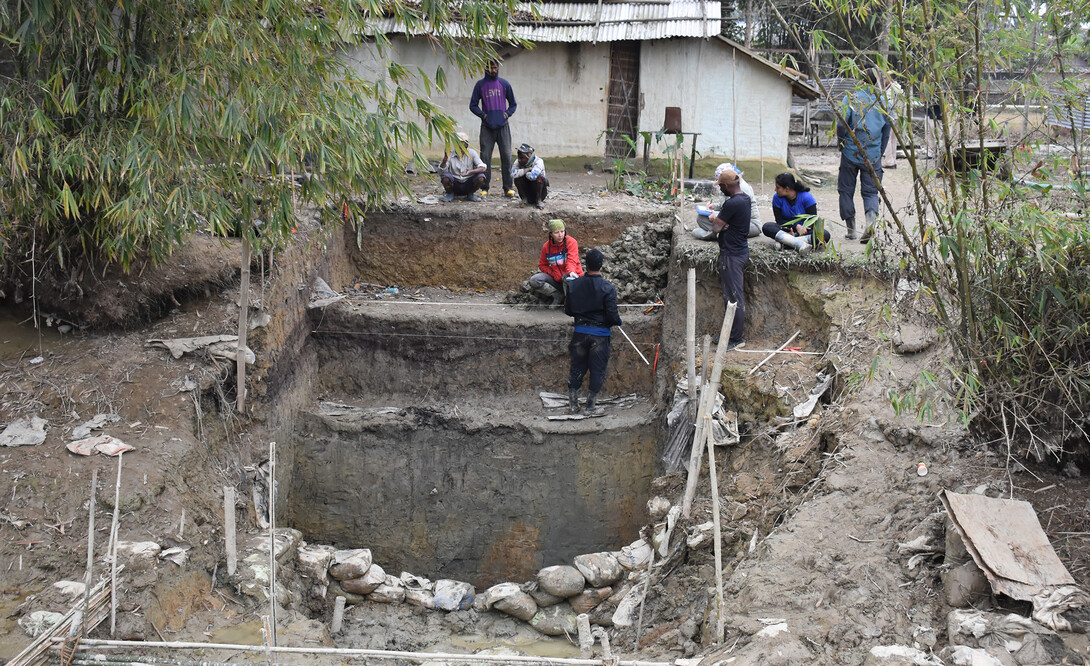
[310, 329, 661, 347]
[336, 298, 664, 309]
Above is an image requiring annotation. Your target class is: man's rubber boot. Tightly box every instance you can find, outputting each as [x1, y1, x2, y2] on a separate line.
[774, 230, 812, 256]
[845, 218, 857, 240]
[568, 389, 580, 414]
[860, 210, 877, 243]
[584, 392, 604, 416]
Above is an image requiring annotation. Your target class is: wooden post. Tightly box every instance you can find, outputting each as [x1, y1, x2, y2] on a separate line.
[759, 101, 765, 195]
[224, 486, 237, 576]
[705, 425, 725, 643]
[236, 235, 252, 413]
[633, 527, 656, 650]
[682, 303, 737, 517]
[577, 613, 593, 658]
[686, 269, 697, 402]
[331, 596, 346, 634]
[109, 453, 123, 636]
[267, 441, 277, 647]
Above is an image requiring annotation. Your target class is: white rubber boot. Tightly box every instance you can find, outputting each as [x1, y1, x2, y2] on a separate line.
[774, 230, 812, 256]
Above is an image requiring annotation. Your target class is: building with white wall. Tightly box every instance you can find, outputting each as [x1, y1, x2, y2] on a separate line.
[346, 1, 816, 163]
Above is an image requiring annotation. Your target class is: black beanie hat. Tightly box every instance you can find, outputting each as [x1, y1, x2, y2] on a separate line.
[586, 248, 604, 271]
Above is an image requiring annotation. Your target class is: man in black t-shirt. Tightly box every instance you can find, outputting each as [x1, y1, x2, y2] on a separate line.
[710, 169, 750, 350]
[565, 249, 622, 415]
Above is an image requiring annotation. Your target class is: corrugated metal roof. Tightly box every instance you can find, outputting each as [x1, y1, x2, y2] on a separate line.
[369, 1, 721, 42]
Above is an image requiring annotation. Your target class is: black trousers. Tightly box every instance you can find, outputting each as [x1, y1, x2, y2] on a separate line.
[568, 332, 611, 394]
[480, 123, 513, 192]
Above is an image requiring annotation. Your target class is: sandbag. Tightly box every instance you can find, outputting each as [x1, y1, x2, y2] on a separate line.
[536, 565, 585, 598]
[573, 552, 623, 588]
[529, 601, 578, 636]
[433, 579, 475, 611]
[329, 549, 373, 581]
[341, 563, 386, 595]
[570, 586, 613, 614]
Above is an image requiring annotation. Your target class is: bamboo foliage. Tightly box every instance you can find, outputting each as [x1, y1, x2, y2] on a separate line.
[0, 0, 525, 272]
[767, 0, 1090, 459]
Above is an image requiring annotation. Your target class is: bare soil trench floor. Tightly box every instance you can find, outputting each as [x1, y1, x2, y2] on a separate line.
[0, 148, 1089, 666]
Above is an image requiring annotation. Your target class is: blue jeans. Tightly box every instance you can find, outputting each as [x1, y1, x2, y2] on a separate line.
[480, 123, 513, 193]
[569, 333, 611, 394]
[837, 153, 882, 226]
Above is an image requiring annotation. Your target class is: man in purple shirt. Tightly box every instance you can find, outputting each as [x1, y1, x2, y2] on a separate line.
[469, 60, 517, 197]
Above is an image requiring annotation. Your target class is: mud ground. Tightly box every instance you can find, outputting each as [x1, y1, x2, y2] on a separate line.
[0, 146, 1088, 666]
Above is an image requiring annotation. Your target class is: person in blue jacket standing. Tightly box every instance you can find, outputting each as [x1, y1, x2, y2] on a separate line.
[837, 71, 891, 242]
[470, 60, 518, 198]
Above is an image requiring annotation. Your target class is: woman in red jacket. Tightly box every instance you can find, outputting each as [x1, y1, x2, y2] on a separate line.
[529, 219, 583, 308]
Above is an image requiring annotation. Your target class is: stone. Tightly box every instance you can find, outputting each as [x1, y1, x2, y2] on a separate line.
[941, 561, 990, 608]
[573, 552, 623, 587]
[329, 548, 373, 581]
[115, 541, 161, 571]
[647, 496, 671, 519]
[433, 580, 475, 611]
[893, 324, 935, 354]
[296, 543, 335, 586]
[0, 415, 47, 447]
[340, 563, 386, 596]
[528, 601, 578, 636]
[569, 586, 613, 614]
[535, 565, 585, 598]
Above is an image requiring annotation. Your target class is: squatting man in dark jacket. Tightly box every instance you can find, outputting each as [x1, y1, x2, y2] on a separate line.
[564, 248, 622, 415]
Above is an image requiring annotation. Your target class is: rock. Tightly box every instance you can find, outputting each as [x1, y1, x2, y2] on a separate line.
[0, 415, 47, 447]
[569, 586, 612, 614]
[433, 580, 475, 611]
[536, 565, 585, 598]
[329, 549, 373, 581]
[617, 539, 653, 570]
[115, 541, 161, 571]
[296, 543, 335, 586]
[18, 611, 65, 637]
[687, 522, 715, 550]
[340, 563, 386, 596]
[893, 324, 935, 354]
[573, 552, 623, 588]
[528, 601, 578, 636]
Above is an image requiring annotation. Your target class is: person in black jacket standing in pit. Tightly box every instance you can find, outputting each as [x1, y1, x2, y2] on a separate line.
[564, 248, 622, 416]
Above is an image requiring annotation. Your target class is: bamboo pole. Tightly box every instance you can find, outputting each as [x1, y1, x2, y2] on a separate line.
[224, 486, 237, 577]
[747, 330, 800, 377]
[331, 596, 346, 635]
[236, 236, 252, 413]
[108, 454, 123, 637]
[576, 614, 593, 658]
[73, 639, 674, 666]
[701, 336, 711, 387]
[81, 469, 98, 636]
[267, 441, 277, 647]
[633, 527, 656, 650]
[704, 424, 725, 643]
[686, 269, 697, 402]
[682, 303, 738, 518]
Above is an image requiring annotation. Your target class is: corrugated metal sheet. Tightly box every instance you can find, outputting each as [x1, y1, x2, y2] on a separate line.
[369, 1, 721, 42]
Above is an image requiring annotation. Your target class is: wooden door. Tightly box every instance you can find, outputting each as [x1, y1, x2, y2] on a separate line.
[605, 41, 641, 159]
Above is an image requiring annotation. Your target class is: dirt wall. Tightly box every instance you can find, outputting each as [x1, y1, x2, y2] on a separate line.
[286, 405, 657, 588]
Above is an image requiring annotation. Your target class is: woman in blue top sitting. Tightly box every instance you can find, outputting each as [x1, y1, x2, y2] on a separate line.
[762, 173, 830, 254]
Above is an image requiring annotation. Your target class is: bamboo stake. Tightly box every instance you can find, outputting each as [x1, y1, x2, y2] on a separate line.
[109, 454, 123, 637]
[747, 330, 800, 377]
[686, 269, 697, 402]
[682, 303, 737, 518]
[331, 596, 346, 635]
[224, 486, 237, 577]
[576, 614, 593, 658]
[236, 236, 252, 413]
[81, 469, 98, 636]
[704, 424, 725, 643]
[74, 639, 674, 666]
[267, 441, 277, 647]
[701, 335, 711, 387]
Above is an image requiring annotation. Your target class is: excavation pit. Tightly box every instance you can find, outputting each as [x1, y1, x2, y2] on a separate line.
[274, 207, 839, 593]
